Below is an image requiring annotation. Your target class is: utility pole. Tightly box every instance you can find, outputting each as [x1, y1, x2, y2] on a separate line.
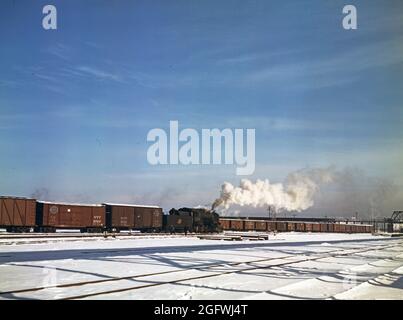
[267, 205, 277, 235]
[267, 205, 272, 219]
[273, 206, 277, 235]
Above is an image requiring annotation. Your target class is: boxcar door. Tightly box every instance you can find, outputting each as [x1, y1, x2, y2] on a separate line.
[134, 210, 143, 229]
[142, 209, 153, 228]
[60, 206, 73, 227]
[71, 207, 86, 228]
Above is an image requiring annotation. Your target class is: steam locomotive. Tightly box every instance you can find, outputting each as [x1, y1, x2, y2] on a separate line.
[167, 207, 220, 233]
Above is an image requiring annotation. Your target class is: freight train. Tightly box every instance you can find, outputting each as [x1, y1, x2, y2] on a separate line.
[0, 196, 218, 233]
[0, 196, 373, 234]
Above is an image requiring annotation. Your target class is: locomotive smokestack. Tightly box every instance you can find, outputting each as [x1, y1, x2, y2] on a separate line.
[211, 199, 222, 211]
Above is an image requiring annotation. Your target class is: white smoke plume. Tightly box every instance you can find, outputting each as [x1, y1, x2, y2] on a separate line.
[212, 167, 335, 213]
[31, 188, 50, 200]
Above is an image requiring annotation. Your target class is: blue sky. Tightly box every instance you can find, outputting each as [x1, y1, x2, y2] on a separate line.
[0, 0, 402, 216]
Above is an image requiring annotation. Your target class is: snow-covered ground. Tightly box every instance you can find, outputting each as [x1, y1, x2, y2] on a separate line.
[0, 233, 402, 300]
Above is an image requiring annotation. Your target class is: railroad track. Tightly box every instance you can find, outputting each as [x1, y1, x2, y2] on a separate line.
[1, 240, 401, 300]
[0, 233, 199, 240]
[0, 233, 203, 245]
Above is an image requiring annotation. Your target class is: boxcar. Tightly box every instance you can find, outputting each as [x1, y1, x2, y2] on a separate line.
[219, 218, 231, 230]
[254, 220, 267, 231]
[296, 222, 305, 232]
[312, 223, 321, 232]
[244, 220, 256, 231]
[305, 223, 313, 232]
[134, 206, 163, 231]
[276, 222, 287, 232]
[267, 221, 276, 232]
[37, 201, 105, 232]
[339, 224, 347, 233]
[319, 223, 328, 233]
[327, 223, 335, 233]
[287, 222, 297, 232]
[106, 203, 133, 230]
[229, 219, 244, 231]
[345, 224, 353, 233]
[105, 203, 163, 232]
[0, 197, 37, 232]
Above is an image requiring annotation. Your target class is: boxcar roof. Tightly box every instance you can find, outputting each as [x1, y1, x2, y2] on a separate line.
[103, 202, 161, 209]
[0, 196, 36, 200]
[37, 200, 104, 207]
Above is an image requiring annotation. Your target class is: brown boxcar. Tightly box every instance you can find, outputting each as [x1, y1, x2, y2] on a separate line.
[219, 218, 231, 230]
[327, 223, 335, 233]
[296, 222, 305, 232]
[0, 197, 36, 231]
[339, 224, 347, 233]
[305, 223, 313, 232]
[345, 224, 353, 233]
[320, 223, 328, 232]
[267, 221, 276, 231]
[105, 203, 163, 232]
[287, 222, 296, 232]
[244, 220, 256, 231]
[134, 206, 163, 230]
[312, 223, 321, 232]
[276, 222, 287, 232]
[229, 219, 244, 231]
[38, 201, 105, 232]
[107, 204, 134, 229]
[254, 220, 267, 231]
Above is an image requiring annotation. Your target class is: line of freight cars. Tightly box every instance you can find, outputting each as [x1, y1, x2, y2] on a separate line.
[0, 196, 219, 233]
[219, 218, 374, 234]
[0, 196, 163, 232]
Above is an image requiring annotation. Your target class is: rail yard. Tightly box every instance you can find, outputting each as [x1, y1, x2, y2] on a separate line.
[0, 233, 403, 300]
[0, 195, 402, 300]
